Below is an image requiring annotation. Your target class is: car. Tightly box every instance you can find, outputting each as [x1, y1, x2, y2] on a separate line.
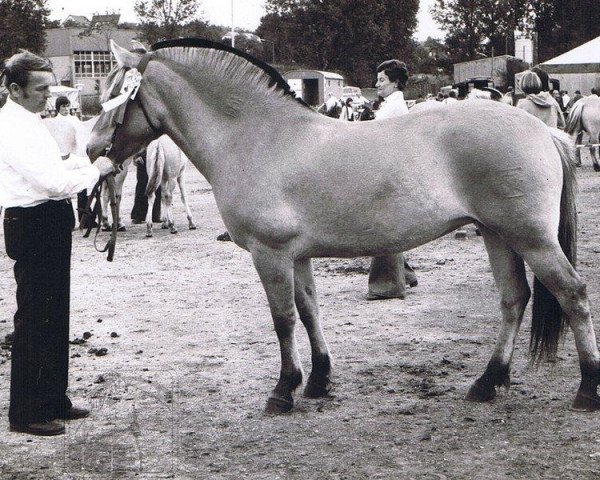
[341, 86, 370, 108]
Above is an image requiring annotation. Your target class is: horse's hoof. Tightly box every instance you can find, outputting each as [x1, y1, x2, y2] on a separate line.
[146, 232, 153, 238]
[101, 225, 111, 232]
[465, 380, 496, 402]
[189, 224, 197, 230]
[161, 224, 169, 229]
[117, 225, 126, 232]
[170, 228, 178, 234]
[265, 396, 294, 414]
[571, 391, 600, 412]
[303, 376, 332, 398]
[594, 166, 600, 172]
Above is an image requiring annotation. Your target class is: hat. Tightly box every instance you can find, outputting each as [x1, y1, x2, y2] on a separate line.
[482, 87, 503, 101]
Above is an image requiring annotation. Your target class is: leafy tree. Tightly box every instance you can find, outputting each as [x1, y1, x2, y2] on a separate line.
[535, 0, 600, 62]
[0, 0, 50, 60]
[134, 0, 202, 44]
[257, 0, 419, 86]
[431, 0, 552, 62]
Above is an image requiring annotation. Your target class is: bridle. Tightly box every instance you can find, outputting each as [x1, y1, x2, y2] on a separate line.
[104, 51, 161, 157]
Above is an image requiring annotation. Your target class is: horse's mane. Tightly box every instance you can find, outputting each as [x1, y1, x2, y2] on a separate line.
[150, 38, 310, 109]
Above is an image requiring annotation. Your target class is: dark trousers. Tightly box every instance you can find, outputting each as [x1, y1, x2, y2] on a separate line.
[131, 160, 161, 222]
[3, 200, 74, 424]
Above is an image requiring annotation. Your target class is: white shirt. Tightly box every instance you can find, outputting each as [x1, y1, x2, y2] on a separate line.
[375, 90, 409, 120]
[0, 97, 99, 208]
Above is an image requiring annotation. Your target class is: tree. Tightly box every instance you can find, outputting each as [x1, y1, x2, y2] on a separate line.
[535, 0, 600, 62]
[134, 0, 202, 44]
[257, 0, 419, 86]
[0, 0, 50, 61]
[431, 0, 552, 63]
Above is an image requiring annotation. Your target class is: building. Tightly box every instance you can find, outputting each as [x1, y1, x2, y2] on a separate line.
[453, 55, 529, 91]
[540, 35, 600, 95]
[283, 70, 345, 106]
[44, 15, 140, 96]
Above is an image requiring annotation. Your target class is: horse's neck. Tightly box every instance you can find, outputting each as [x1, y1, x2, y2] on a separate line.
[157, 80, 306, 183]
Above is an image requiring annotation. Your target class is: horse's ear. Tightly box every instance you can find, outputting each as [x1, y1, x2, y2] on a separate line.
[130, 40, 148, 54]
[110, 39, 141, 69]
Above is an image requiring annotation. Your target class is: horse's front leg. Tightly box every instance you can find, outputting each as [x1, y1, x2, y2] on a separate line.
[101, 187, 111, 231]
[252, 248, 303, 414]
[294, 258, 333, 398]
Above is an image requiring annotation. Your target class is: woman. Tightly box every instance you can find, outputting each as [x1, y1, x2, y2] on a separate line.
[516, 70, 565, 129]
[339, 97, 354, 121]
[367, 59, 417, 301]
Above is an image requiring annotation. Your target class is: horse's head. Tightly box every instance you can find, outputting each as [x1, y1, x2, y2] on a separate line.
[87, 40, 162, 164]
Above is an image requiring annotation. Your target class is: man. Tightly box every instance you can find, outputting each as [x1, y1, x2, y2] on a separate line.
[0, 50, 114, 436]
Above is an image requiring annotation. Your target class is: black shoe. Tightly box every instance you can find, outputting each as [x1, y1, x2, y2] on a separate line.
[10, 420, 65, 436]
[217, 231, 232, 242]
[56, 405, 90, 420]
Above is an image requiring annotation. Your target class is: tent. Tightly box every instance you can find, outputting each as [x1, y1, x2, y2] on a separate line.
[46, 85, 81, 112]
[540, 36, 600, 94]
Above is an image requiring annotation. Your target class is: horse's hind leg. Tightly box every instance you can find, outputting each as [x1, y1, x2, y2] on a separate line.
[294, 258, 332, 398]
[145, 191, 155, 237]
[575, 131, 583, 166]
[162, 179, 178, 234]
[592, 133, 600, 172]
[177, 172, 196, 230]
[521, 246, 600, 411]
[466, 227, 530, 402]
[252, 249, 303, 414]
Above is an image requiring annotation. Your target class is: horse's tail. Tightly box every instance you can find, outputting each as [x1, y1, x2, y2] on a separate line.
[530, 128, 578, 362]
[565, 99, 584, 135]
[145, 140, 165, 197]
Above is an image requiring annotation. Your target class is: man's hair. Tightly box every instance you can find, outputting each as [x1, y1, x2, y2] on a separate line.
[55, 95, 70, 111]
[2, 50, 52, 89]
[377, 59, 409, 91]
[520, 70, 543, 95]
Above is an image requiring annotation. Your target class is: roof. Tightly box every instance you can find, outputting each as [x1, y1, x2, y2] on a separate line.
[284, 69, 344, 80]
[542, 36, 600, 65]
[63, 15, 89, 27]
[44, 28, 140, 57]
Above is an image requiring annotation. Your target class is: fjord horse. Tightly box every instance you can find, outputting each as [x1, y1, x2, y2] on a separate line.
[144, 134, 196, 237]
[566, 95, 600, 171]
[87, 38, 600, 414]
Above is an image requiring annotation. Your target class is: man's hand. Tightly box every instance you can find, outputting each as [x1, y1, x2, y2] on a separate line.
[94, 157, 115, 177]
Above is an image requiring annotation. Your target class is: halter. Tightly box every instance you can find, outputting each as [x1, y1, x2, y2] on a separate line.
[103, 52, 160, 157]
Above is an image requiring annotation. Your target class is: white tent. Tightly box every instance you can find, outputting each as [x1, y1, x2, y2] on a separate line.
[540, 36, 600, 94]
[46, 85, 81, 111]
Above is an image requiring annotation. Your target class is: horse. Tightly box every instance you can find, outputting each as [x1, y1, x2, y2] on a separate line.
[565, 95, 600, 171]
[144, 134, 196, 237]
[87, 38, 600, 415]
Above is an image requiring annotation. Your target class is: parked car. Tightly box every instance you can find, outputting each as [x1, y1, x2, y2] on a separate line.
[341, 86, 370, 108]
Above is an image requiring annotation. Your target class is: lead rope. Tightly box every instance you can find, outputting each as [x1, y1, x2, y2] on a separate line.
[80, 175, 119, 262]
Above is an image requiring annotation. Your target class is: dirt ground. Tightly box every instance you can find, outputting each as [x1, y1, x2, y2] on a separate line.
[2, 152, 600, 479]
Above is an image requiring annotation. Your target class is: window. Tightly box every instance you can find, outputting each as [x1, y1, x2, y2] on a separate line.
[74, 51, 114, 78]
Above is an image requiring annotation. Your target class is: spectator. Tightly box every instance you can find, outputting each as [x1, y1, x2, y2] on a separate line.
[516, 70, 565, 129]
[339, 97, 354, 121]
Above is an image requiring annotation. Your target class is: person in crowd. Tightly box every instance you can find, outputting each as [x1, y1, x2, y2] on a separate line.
[561, 90, 570, 112]
[367, 59, 417, 301]
[567, 90, 583, 112]
[0, 50, 114, 436]
[516, 70, 565, 129]
[444, 90, 459, 105]
[130, 148, 162, 225]
[339, 97, 355, 121]
[53, 95, 95, 229]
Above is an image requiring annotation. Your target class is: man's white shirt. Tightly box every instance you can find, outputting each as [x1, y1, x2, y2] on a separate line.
[0, 97, 99, 208]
